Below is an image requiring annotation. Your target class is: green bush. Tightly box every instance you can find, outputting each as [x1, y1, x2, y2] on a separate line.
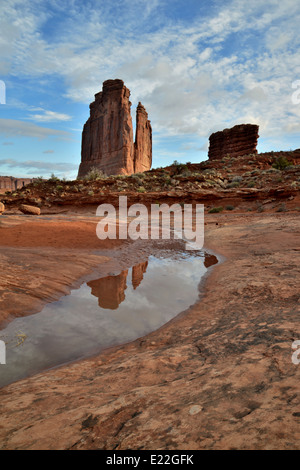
[227, 181, 240, 188]
[272, 156, 290, 170]
[208, 206, 223, 213]
[84, 167, 106, 181]
[49, 173, 60, 182]
[225, 205, 235, 211]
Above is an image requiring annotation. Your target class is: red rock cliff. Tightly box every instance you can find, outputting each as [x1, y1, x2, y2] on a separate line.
[208, 124, 259, 160]
[78, 80, 152, 178]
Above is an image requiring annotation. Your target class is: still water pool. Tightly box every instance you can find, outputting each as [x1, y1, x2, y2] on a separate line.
[0, 251, 217, 387]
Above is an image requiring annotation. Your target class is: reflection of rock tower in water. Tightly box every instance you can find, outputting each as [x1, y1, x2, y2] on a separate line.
[87, 260, 149, 310]
[132, 261, 148, 290]
[87, 270, 128, 310]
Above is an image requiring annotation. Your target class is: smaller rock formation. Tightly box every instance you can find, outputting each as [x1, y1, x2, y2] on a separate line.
[134, 103, 152, 173]
[208, 124, 259, 160]
[0, 202, 5, 214]
[19, 205, 41, 216]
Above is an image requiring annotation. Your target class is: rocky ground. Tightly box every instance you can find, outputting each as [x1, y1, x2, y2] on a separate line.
[0, 151, 299, 450]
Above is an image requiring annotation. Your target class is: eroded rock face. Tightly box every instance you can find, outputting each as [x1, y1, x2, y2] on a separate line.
[208, 124, 259, 160]
[78, 79, 152, 178]
[0, 202, 5, 214]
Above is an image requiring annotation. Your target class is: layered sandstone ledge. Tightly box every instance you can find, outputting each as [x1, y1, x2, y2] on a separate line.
[209, 124, 259, 160]
[78, 80, 152, 178]
[0, 213, 299, 450]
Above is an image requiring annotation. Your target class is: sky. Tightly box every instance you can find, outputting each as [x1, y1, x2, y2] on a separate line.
[0, 0, 299, 179]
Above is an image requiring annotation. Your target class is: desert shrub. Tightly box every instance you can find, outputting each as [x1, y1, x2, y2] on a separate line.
[232, 175, 243, 183]
[171, 161, 188, 175]
[227, 181, 240, 188]
[131, 175, 143, 185]
[208, 206, 223, 213]
[137, 186, 146, 193]
[84, 167, 106, 181]
[49, 173, 60, 182]
[272, 156, 290, 170]
[247, 181, 256, 188]
[33, 177, 44, 185]
[225, 205, 235, 211]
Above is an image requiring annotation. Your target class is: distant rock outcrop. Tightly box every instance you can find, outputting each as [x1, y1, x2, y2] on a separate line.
[0, 176, 33, 194]
[78, 79, 152, 178]
[208, 124, 259, 160]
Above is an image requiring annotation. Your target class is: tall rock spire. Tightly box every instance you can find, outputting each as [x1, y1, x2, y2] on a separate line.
[77, 79, 152, 178]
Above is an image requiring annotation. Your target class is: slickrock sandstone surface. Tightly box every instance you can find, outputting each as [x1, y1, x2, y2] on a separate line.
[208, 124, 259, 160]
[0, 202, 4, 214]
[0, 213, 299, 450]
[0, 176, 33, 194]
[78, 80, 152, 178]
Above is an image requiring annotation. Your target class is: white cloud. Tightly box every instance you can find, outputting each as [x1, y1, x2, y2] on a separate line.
[28, 110, 72, 122]
[0, 157, 78, 174]
[0, 119, 72, 140]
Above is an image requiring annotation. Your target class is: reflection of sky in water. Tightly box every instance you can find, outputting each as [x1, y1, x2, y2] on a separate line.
[0, 252, 209, 387]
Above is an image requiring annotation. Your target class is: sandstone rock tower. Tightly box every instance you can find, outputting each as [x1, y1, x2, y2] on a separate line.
[78, 79, 152, 178]
[208, 124, 259, 160]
